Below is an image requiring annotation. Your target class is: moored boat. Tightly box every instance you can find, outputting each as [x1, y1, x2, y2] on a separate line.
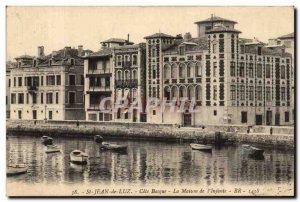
[190, 143, 212, 151]
[70, 150, 88, 164]
[45, 145, 61, 153]
[94, 135, 103, 143]
[41, 136, 53, 145]
[100, 143, 127, 152]
[7, 164, 28, 176]
[242, 144, 264, 157]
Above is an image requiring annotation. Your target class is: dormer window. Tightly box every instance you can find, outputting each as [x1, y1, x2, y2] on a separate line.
[179, 46, 185, 55]
[33, 60, 37, 67]
[70, 58, 75, 66]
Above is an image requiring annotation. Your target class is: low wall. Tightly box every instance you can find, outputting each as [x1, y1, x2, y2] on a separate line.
[6, 120, 294, 148]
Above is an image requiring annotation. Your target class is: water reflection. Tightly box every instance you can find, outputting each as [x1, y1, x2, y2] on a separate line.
[7, 135, 294, 186]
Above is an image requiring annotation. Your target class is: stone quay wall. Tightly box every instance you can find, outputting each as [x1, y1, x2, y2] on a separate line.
[6, 120, 294, 148]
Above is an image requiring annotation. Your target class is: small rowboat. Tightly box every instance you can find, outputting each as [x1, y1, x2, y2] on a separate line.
[242, 144, 264, 157]
[100, 143, 127, 152]
[190, 143, 212, 151]
[7, 164, 28, 176]
[45, 145, 61, 153]
[41, 136, 53, 145]
[70, 150, 88, 164]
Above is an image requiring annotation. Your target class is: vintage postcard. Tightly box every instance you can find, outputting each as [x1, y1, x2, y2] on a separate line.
[6, 6, 295, 197]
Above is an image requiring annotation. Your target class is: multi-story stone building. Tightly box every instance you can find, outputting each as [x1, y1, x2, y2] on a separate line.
[145, 15, 293, 126]
[9, 46, 89, 120]
[84, 38, 147, 122]
[6, 61, 13, 119]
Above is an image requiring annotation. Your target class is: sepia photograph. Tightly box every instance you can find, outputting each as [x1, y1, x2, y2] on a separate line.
[5, 6, 295, 197]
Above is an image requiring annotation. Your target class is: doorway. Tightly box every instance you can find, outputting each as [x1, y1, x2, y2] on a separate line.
[183, 113, 192, 126]
[255, 114, 262, 125]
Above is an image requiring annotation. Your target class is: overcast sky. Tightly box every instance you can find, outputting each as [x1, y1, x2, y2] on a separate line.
[6, 6, 294, 60]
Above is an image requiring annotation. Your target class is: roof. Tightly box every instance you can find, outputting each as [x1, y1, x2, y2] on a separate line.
[101, 38, 133, 44]
[278, 32, 294, 39]
[144, 33, 175, 39]
[84, 48, 112, 58]
[194, 16, 237, 24]
[205, 26, 241, 34]
[15, 55, 34, 60]
[163, 37, 208, 53]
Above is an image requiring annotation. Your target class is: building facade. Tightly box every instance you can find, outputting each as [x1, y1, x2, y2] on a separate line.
[145, 15, 294, 126]
[9, 46, 88, 121]
[84, 38, 147, 122]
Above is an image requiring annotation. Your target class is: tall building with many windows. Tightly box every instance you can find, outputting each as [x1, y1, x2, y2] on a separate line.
[9, 46, 90, 120]
[145, 15, 293, 126]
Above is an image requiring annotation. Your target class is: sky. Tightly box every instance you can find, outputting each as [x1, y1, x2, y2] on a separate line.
[6, 6, 294, 60]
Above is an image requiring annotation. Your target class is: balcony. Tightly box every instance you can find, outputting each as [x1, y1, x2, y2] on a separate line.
[115, 79, 138, 88]
[87, 69, 111, 76]
[27, 86, 38, 93]
[87, 86, 111, 93]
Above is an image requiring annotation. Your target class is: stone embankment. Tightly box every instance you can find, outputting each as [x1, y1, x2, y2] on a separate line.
[6, 120, 294, 149]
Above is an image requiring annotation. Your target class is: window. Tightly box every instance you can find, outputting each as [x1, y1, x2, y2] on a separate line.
[18, 93, 24, 104]
[285, 111, 290, 122]
[46, 75, 55, 86]
[213, 110, 217, 116]
[152, 87, 156, 98]
[240, 45, 245, 54]
[117, 71, 122, 81]
[41, 93, 44, 104]
[179, 46, 185, 55]
[213, 62, 217, 77]
[88, 114, 97, 121]
[213, 44, 217, 54]
[281, 87, 286, 101]
[80, 75, 84, 85]
[18, 110, 22, 119]
[240, 86, 245, 100]
[249, 86, 254, 101]
[132, 55, 137, 66]
[117, 55, 122, 66]
[205, 26, 212, 31]
[195, 86, 201, 100]
[257, 86, 262, 101]
[230, 85, 236, 100]
[239, 63, 245, 77]
[179, 64, 185, 78]
[56, 75, 61, 85]
[249, 63, 254, 78]
[213, 85, 217, 100]
[153, 69, 156, 79]
[41, 76, 44, 86]
[257, 64, 262, 78]
[266, 87, 271, 101]
[26, 93, 29, 104]
[18, 77, 22, 87]
[151, 48, 156, 57]
[241, 112, 247, 123]
[32, 93, 37, 104]
[70, 59, 75, 66]
[153, 110, 156, 115]
[56, 92, 59, 104]
[230, 62, 235, 77]
[266, 64, 271, 78]
[69, 92, 75, 104]
[11, 93, 16, 104]
[46, 93, 53, 104]
[258, 47, 262, 55]
[69, 75, 76, 85]
[8, 79, 11, 87]
[195, 63, 201, 77]
[13, 77, 16, 87]
[281, 65, 286, 79]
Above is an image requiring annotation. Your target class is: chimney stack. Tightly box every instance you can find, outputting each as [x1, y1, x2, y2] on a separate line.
[37, 46, 44, 57]
[78, 45, 83, 56]
[64, 46, 71, 57]
[183, 32, 192, 42]
[127, 34, 130, 44]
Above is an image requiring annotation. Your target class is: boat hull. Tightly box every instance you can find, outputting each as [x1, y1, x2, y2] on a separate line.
[100, 143, 127, 152]
[190, 143, 212, 151]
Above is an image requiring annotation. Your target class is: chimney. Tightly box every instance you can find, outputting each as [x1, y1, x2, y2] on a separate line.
[64, 46, 71, 57]
[37, 46, 44, 57]
[78, 45, 83, 56]
[183, 32, 192, 42]
[126, 34, 130, 44]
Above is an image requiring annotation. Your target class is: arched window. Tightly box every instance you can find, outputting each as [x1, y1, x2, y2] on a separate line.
[116, 89, 123, 100]
[187, 86, 194, 100]
[132, 70, 137, 80]
[179, 86, 186, 98]
[164, 86, 171, 100]
[179, 63, 186, 78]
[132, 88, 137, 101]
[187, 63, 194, 78]
[195, 62, 202, 77]
[124, 71, 130, 80]
[164, 64, 171, 79]
[171, 63, 178, 79]
[117, 71, 122, 80]
[195, 86, 202, 100]
[171, 86, 178, 99]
